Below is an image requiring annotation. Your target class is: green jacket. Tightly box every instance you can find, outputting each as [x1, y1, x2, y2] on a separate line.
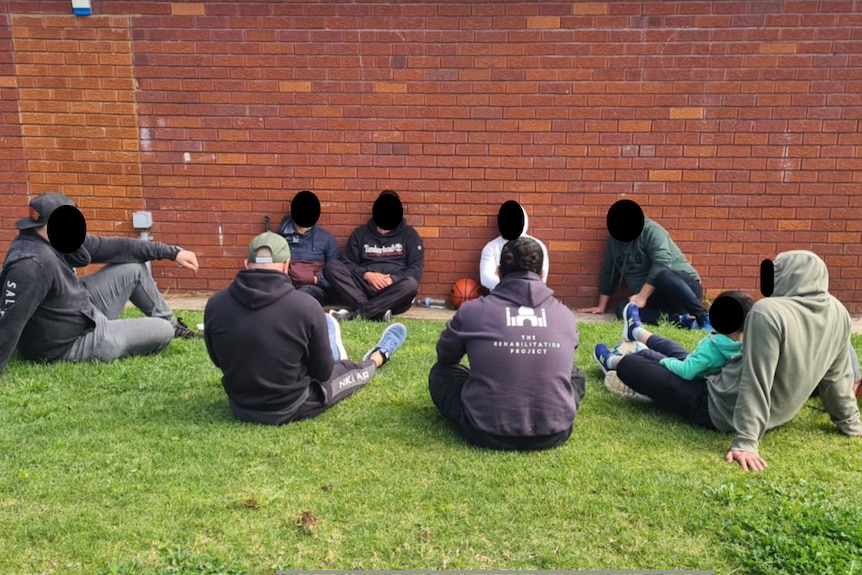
[599, 218, 699, 296]
[660, 333, 741, 381]
[706, 250, 862, 454]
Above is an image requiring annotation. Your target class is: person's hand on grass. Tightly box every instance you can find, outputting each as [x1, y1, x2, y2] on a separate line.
[725, 450, 768, 472]
[175, 250, 199, 273]
[578, 306, 606, 314]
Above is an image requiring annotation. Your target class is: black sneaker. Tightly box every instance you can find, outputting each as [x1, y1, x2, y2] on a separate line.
[174, 317, 201, 339]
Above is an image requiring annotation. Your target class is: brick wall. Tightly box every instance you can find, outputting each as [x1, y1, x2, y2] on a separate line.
[1, 1, 861, 312]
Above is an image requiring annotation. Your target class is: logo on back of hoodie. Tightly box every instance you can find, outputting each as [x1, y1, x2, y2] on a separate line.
[505, 306, 547, 328]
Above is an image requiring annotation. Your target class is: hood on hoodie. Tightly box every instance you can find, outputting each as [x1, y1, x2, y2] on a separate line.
[772, 250, 829, 299]
[709, 333, 743, 359]
[366, 216, 406, 238]
[492, 270, 552, 308]
[228, 269, 293, 310]
[520, 204, 529, 236]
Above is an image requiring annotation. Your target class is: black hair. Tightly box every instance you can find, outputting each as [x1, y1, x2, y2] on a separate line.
[716, 290, 756, 331]
[499, 237, 544, 277]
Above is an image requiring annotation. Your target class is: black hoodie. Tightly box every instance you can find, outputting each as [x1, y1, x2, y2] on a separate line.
[343, 218, 424, 283]
[436, 271, 580, 437]
[204, 269, 333, 411]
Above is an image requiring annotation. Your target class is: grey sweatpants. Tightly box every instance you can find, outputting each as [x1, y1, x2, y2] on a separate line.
[62, 263, 175, 363]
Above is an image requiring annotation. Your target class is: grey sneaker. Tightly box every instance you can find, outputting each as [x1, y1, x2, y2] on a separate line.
[325, 312, 348, 361]
[381, 309, 392, 324]
[362, 322, 407, 365]
[604, 370, 652, 402]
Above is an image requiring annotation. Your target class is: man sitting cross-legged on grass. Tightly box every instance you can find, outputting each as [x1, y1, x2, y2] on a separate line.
[613, 250, 862, 471]
[428, 237, 586, 451]
[595, 292, 755, 382]
[204, 232, 407, 425]
[0, 193, 201, 377]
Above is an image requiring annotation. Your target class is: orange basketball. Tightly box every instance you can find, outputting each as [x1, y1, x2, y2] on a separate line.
[451, 277, 481, 309]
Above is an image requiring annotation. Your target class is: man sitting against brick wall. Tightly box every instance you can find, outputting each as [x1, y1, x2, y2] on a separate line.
[429, 237, 586, 451]
[0, 193, 200, 376]
[324, 190, 424, 322]
[275, 191, 340, 306]
[579, 215, 710, 330]
[479, 200, 549, 291]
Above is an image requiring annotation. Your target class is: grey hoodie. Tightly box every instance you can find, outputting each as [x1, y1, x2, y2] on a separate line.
[436, 270, 579, 437]
[706, 250, 862, 453]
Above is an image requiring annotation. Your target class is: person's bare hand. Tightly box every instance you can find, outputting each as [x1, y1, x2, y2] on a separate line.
[725, 450, 768, 472]
[175, 250, 199, 273]
[363, 271, 389, 291]
[628, 293, 648, 309]
[578, 306, 606, 314]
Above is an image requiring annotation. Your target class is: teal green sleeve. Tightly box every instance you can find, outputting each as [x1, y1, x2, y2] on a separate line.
[659, 338, 724, 381]
[642, 226, 674, 285]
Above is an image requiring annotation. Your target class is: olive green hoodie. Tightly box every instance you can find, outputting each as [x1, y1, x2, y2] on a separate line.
[706, 250, 862, 454]
[598, 217, 699, 296]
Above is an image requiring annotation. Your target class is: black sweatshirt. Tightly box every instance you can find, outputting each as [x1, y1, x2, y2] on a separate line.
[203, 269, 333, 412]
[0, 231, 180, 374]
[342, 218, 424, 283]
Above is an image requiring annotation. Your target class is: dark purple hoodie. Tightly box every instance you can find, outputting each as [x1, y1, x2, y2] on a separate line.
[436, 270, 580, 436]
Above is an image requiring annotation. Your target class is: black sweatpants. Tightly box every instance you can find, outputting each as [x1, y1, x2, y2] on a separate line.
[615, 353, 717, 430]
[427, 362, 585, 451]
[614, 268, 707, 326]
[323, 260, 418, 320]
[229, 359, 378, 425]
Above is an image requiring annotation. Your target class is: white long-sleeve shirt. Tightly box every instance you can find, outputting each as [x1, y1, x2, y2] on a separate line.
[479, 234, 549, 290]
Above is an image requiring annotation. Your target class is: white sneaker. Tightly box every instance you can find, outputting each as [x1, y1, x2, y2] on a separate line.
[604, 370, 652, 402]
[325, 313, 348, 361]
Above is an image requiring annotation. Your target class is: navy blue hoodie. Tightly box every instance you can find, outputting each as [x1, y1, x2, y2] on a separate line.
[204, 269, 333, 412]
[436, 271, 579, 437]
[343, 218, 424, 283]
[276, 216, 339, 289]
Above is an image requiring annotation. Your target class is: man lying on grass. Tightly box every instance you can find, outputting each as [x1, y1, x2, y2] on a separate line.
[429, 237, 586, 450]
[0, 193, 201, 377]
[204, 232, 406, 425]
[614, 250, 862, 471]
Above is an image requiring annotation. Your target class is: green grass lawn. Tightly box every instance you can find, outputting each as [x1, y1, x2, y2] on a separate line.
[1, 312, 861, 575]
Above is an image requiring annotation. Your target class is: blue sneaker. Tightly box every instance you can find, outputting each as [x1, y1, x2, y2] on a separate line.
[363, 322, 407, 365]
[677, 313, 698, 330]
[325, 313, 348, 361]
[622, 302, 642, 342]
[679, 313, 712, 331]
[594, 343, 614, 374]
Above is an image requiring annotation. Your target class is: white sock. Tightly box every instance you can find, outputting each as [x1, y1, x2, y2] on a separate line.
[632, 326, 648, 343]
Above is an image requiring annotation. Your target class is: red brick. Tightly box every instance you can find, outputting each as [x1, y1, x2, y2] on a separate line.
[3, 3, 862, 313]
